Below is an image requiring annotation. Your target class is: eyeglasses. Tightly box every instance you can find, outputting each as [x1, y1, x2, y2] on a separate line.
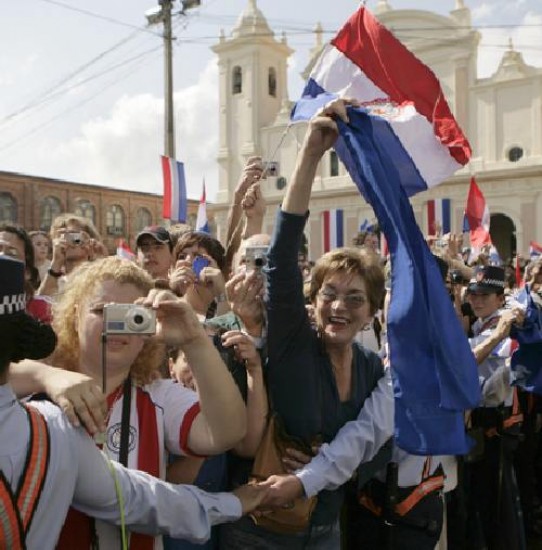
[318, 289, 367, 309]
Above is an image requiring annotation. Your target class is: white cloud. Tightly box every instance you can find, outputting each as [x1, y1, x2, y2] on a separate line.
[32, 59, 219, 200]
[476, 9, 542, 78]
[471, 3, 494, 21]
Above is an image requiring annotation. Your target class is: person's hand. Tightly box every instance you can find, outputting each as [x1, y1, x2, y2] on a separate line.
[199, 264, 226, 298]
[141, 289, 206, 348]
[495, 307, 525, 339]
[169, 259, 197, 296]
[43, 368, 106, 435]
[304, 98, 357, 159]
[226, 270, 264, 331]
[281, 447, 316, 474]
[232, 483, 270, 515]
[88, 239, 108, 261]
[50, 237, 67, 273]
[234, 157, 265, 204]
[242, 182, 266, 220]
[221, 330, 261, 371]
[257, 474, 305, 509]
[448, 233, 460, 259]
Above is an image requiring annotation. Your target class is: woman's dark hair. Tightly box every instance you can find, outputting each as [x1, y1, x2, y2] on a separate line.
[173, 231, 226, 274]
[0, 224, 40, 293]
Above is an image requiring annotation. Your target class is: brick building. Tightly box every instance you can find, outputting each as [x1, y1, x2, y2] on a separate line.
[0, 170, 203, 252]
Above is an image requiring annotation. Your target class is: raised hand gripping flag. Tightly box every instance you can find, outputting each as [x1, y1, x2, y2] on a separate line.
[195, 180, 209, 233]
[426, 198, 451, 235]
[322, 209, 344, 252]
[161, 155, 187, 223]
[292, 6, 479, 454]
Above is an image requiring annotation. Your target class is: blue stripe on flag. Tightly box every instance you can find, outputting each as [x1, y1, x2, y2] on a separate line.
[442, 198, 451, 234]
[336, 209, 344, 247]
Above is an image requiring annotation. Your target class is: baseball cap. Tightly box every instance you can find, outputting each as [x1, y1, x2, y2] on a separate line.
[136, 226, 171, 248]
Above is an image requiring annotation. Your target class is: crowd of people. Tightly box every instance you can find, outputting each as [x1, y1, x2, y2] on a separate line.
[2, 99, 542, 549]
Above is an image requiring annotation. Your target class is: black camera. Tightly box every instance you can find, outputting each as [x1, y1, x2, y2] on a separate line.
[450, 270, 465, 285]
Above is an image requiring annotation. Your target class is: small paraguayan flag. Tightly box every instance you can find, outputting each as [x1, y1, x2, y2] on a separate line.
[426, 198, 451, 235]
[322, 209, 344, 253]
[195, 180, 209, 233]
[161, 155, 187, 223]
[530, 241, 542, 259]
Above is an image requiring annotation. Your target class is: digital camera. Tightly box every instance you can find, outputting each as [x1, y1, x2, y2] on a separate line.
[245, 245, 268, 271]
[66, 232, 84, 246]
[103, 304, 156, 335]
[192, 256, 210, 277]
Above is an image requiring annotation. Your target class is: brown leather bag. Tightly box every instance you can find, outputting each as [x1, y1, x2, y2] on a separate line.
[249, 413, 318, 534]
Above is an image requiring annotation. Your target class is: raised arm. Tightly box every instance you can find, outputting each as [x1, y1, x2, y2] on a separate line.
[143, 289, 247, 455]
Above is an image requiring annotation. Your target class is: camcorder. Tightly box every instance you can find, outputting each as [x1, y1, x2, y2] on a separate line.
[103, 304, 156, 335]
[245, 245, 268, 272]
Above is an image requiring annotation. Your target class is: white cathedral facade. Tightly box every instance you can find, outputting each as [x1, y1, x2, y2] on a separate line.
[209, 0, 542, 262]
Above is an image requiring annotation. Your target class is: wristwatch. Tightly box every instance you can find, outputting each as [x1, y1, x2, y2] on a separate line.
[48, 267, 63, 278]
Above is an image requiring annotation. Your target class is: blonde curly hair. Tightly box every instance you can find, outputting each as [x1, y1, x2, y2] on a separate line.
[51, 256, 164, 386]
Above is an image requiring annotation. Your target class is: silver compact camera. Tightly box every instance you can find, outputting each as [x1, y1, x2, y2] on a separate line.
[245, 245, 268, 271]
[103, 304, 156, 335]
[66, 231, 84, 246]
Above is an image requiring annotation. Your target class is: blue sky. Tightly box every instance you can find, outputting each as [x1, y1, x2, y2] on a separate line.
[0, 0, 540, 200]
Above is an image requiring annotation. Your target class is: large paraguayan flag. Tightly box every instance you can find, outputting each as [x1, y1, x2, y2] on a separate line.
[322, 209, 344, 252]
[292, 6, 480, 454]
[426, 198, 451, 235]
[161, 155, 187, 223]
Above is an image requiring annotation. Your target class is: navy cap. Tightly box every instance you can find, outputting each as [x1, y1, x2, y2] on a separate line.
[467, 265, 506, 294]
[0, 256, 26, 316]
[136, 226, 171, 247]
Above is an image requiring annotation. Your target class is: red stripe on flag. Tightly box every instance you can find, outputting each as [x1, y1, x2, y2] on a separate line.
[323, 211, 331, 253]
[161, 155, 172, 219]
[427, 200, 436, 235]
[331, 8, 471, 166]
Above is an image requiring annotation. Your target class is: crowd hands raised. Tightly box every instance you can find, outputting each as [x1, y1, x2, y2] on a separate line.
[3, 98, 542, 549]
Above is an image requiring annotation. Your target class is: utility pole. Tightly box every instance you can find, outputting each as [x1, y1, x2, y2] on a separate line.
[146, 0, 176, 159]
[162, 0, 175, 159]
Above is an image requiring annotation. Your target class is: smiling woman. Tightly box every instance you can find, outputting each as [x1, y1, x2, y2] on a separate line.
[10, 255, 247, 550]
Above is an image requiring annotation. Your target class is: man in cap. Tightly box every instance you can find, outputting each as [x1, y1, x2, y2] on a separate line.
[462, 265, 526, 550]
[136, 225, 174, 281]
[0, 255, 266, 549]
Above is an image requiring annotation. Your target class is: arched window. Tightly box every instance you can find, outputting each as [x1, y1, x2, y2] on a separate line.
[74, 199, 95, 224]
[232, 66, 242, 94]
[330, 150, 339, 177]
[106, 204, 125, 236]
[39, 196, 62, 231]
[268, 67, 277, 97]
[0, 193, 17, 223]
[507, 146, 523, 162]
[135, 207, 152, 233]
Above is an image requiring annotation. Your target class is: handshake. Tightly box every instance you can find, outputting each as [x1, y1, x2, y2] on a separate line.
[233, 474, 305, 515]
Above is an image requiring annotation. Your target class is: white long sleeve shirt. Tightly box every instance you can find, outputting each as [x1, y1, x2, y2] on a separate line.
[0, 384, 241, 550]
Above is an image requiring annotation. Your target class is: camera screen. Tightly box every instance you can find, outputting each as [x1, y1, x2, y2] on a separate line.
[193, 256, 210, 277]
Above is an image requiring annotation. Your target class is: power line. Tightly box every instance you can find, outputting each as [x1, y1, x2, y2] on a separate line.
[0, 46, 163, 155]
[38, 0, 161, 36]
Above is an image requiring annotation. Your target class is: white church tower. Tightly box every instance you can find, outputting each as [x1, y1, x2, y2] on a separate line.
[211, 0, 292, 205]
